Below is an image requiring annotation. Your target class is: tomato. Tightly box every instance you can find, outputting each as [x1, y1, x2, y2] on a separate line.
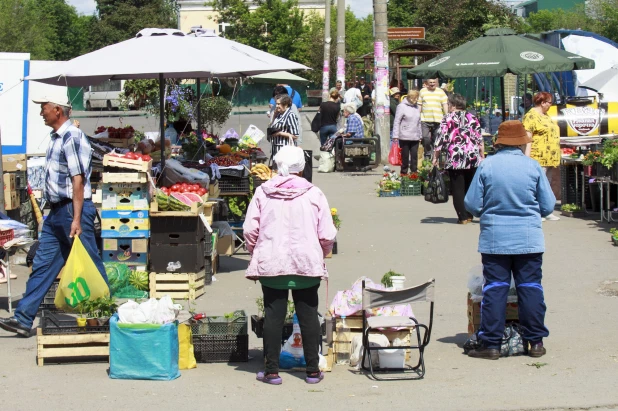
[141, 154, 152, 162]
[191, 184, 199, 191]
[197, 188, 207, 196]
[181, 188, 190, 193]
[171, 184, 180, 192]
[161, 187, 169, 195]
[124, 152, 137, 160]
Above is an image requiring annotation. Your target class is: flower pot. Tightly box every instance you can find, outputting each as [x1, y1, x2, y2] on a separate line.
[613, 237, 618, 247]
[86, 318, 98, 327]
[77, 318, 87, 327]
[98, 317, 110, 326]
[561, 211, 583, 218]
[390, 276, 406, 290]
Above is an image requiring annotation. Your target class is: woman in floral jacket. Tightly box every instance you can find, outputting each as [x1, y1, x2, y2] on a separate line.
[432, 93, 484, 224]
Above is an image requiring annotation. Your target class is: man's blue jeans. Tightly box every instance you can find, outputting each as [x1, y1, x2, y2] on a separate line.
[479, 253, 549, 350]
[15, 200, 107, 328]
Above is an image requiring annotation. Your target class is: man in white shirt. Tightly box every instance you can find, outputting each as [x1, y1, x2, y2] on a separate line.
[343, 82, 362, 109]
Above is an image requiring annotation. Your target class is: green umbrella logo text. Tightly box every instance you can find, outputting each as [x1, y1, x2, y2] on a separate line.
[429, 56, 451, 67]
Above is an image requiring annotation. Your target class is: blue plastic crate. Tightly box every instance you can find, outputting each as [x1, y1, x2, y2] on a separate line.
[379, 189, 401, 197]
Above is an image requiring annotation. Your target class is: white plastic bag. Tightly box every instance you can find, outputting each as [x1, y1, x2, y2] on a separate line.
[318, 152, 335, 173]
[349, 334, 390, 369]
[467, 265, 518, 303]
[117, 297, 182, 324]
[154, 295, 183, 324]
[240, 125, 265, 147]
[279, 314, 306, 369]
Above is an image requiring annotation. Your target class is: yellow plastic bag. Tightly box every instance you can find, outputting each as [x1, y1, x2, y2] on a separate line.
[178, 324, 197, 370]
[54, 235, 110, 311]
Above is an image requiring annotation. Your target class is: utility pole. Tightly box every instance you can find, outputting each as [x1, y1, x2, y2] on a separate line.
[0, 127, 5, 214]
[336, 0, 346, 92]
[373, 0, 390, 163]
[322, 0, 331, 103]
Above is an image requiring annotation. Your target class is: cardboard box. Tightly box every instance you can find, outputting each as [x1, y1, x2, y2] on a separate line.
[467, 292, 519, 335]
[217, 234, 234, 256]
[102, 238, 149, 266]
[102, 182, 150, 210]
[3, 190, 19, 210]
[2, 154, 27, 172]
[3, 173, 16, 191]
[101, 209, 150, 238]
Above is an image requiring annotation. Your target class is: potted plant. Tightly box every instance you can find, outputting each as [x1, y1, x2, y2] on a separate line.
[251, 298, 295, 338]
[381, 270, 406, 290]
[401, 172, 422, 196]
[96, 296, 118, 326]
[377, 172, 402, 197]
[86, 300, 100, 327]
[560, 203, 583, 218]
[610, 228, 618, 246]
[600, 139, 618, 181]
[75, 300, 89, 328]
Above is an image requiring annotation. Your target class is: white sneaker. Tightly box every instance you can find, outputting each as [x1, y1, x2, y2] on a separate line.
[545, 214, 560, 221]
[541, 217, 546, 222]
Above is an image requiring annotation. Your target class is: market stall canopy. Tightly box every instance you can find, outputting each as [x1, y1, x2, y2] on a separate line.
[407, 28, 595, 79]
[25, 28, 310, 87]
[579, 65, 618, 101]
[249, 71, 309, 84]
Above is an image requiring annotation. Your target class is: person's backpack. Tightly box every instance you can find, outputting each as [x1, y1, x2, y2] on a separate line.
[311, 112, 322, 133]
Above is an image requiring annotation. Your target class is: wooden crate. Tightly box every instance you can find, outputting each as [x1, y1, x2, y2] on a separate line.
[150, 195, 210, 217]
[149, 272, 206, 300]
[96, 137, 135, 149]
[36, 328, 109, 366]
[103, 154, 152, 172]
[102, 172, 149, 184]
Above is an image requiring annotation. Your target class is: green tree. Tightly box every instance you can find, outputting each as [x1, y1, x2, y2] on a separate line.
[90, 0, 178, 50]
[0, 0, 52, 59]
[589, 0, 618, 42]
[38, 0, 93, 60]
[523, 5, 594, 33]
[387, 0, 519, 50]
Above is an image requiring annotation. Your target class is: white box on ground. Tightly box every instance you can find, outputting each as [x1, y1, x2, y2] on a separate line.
[378, 348, 406, 368]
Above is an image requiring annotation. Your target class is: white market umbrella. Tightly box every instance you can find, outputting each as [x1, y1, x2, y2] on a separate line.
[26, 29, 309, 86]
[25, 28, 309, 167]
[249, 71, 309, 84]
[580, 65, 618, 101]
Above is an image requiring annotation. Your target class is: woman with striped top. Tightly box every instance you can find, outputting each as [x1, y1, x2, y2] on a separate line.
[270, 94, 300, 161]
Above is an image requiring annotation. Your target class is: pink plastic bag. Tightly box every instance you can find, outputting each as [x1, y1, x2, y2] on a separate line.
[388, 141, 402, 166]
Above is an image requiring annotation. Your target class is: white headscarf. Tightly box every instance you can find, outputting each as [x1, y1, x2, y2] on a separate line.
[274, 146, 305, 177]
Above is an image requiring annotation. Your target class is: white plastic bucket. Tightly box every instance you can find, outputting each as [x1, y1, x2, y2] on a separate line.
[390, 276, 406, 290]
[378, 348, 405, 369]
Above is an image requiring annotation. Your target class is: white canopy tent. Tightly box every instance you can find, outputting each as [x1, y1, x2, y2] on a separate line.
[25, 28, 310, 167]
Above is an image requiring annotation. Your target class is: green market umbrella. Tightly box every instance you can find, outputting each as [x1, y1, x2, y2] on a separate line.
[407, 28, 594, 79]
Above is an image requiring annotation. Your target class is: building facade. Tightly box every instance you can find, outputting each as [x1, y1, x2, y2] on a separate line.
[178, 0, 326, 34]
[513, 0, 586, 18]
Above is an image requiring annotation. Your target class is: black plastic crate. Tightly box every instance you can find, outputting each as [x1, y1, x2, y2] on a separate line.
[39, 280, 60, 311]
[204, 229, 217, 256]
[150, 215, 206, 244]
[150, 241, 205, 273]
[252, 176, 267, 192]
[190, 310, 247, 336]
[193, 334, 248, 363]
[251, 314, 326, 341]
[204, 256, 214, 286]
[40, 310, 110, 335]
[218, 176, 250, 194]
[218, 167, 246, 178]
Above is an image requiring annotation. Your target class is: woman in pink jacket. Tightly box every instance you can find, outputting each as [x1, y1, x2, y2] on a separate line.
[243, 146, 337, 385]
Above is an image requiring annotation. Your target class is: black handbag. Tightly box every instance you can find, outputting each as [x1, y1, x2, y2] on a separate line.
[424, 166, 449, 204]
[302, 150, 313, 182]
[311, 112, 322, 133]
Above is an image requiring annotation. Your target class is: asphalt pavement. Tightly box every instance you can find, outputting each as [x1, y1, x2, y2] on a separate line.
[1, 111, 618, 411]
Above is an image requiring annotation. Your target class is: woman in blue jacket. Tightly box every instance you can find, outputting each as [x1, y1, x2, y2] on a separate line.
[464, 120, 556, 360]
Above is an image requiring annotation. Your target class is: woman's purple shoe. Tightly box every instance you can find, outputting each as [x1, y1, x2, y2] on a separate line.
[256, 371, 282, 385]
[305, 372, 324, 384]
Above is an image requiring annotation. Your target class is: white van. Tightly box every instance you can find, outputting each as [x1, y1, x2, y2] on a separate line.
[83, 79, 125, 110]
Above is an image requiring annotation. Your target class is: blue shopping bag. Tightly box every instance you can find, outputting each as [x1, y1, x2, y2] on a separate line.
[109, 314, 180, 380]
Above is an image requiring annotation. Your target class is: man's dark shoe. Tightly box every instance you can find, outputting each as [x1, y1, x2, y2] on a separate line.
[0, 317, 31, 337]
[468, 346, 500, 360]
[529, 342, 546, 358]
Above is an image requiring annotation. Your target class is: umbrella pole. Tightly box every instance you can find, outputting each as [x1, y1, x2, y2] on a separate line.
[500, 76, 506, 122]
[159, 73, 165, 170]
[197, 78, 202, 131]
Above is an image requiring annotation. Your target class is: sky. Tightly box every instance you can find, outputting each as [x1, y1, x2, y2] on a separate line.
[66, 0, 373, 18]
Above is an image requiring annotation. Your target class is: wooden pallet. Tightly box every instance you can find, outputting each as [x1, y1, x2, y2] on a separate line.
[149, 272, 206, 300]
[103, 155, 152, 172]
[36, 328, 109, 366]
[102, 172, 149, 183]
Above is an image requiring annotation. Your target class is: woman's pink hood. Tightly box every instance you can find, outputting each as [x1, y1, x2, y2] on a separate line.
[261, 175, 313, 199]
